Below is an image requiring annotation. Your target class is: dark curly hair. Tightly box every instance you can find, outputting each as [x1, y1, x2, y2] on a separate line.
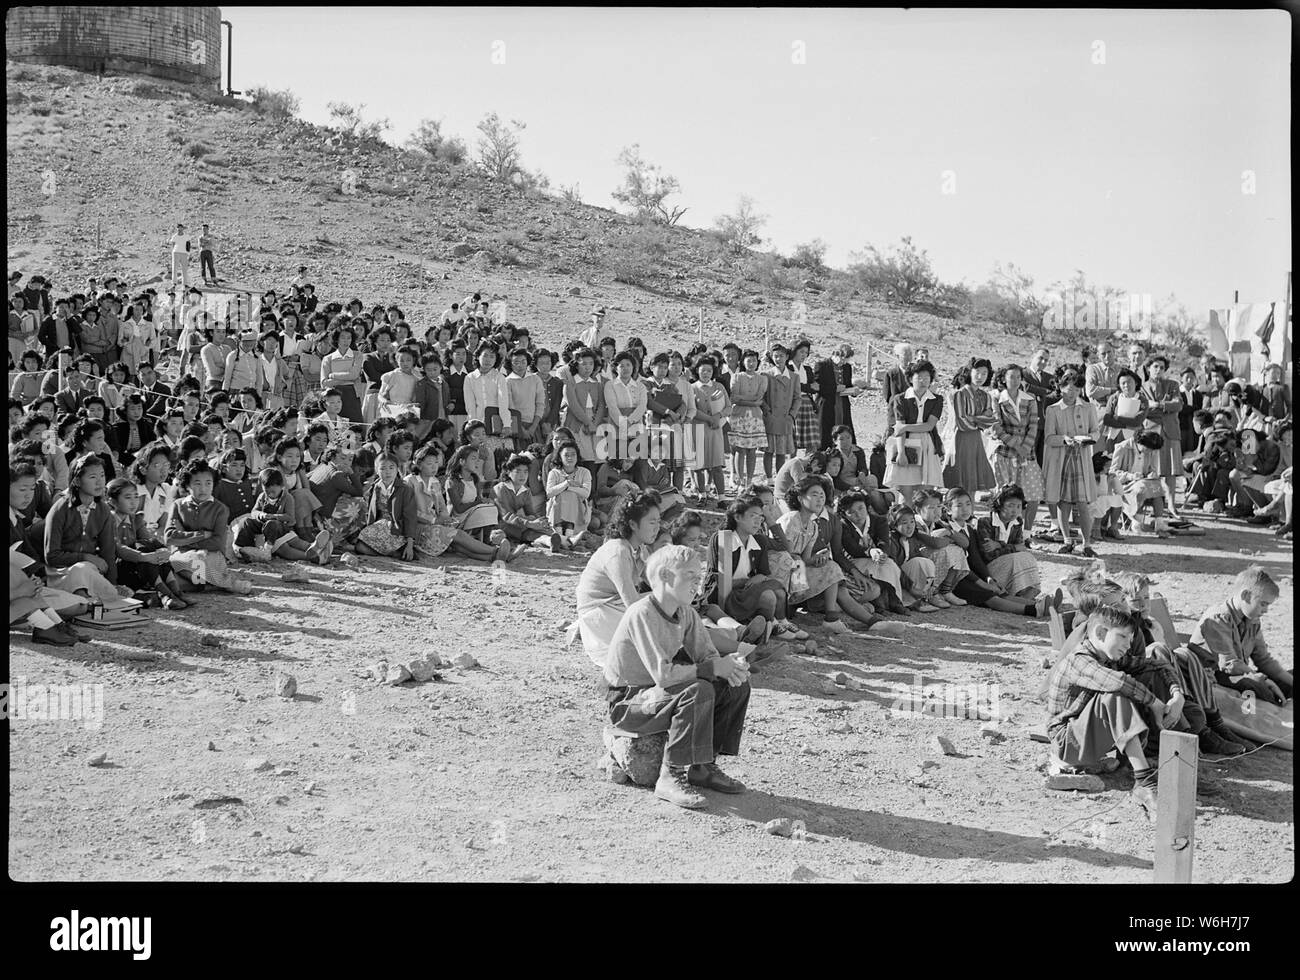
[606, 489, 663, 541]
[784, 474, 831, 512]
[907, 359, 935, 382]
[989, 483, 1027, 515]
[177, 457, 216, 490]
[723, 494, 765, 531]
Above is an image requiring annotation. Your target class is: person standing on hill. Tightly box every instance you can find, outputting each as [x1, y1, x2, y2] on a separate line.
[168, 222, 193, 291]
[199, 223, 218, 286]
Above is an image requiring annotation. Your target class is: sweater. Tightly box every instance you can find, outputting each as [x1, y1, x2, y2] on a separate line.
[603, 594, 720, 689]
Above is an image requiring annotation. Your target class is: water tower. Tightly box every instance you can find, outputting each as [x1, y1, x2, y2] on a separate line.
[6, 6, 222, 89]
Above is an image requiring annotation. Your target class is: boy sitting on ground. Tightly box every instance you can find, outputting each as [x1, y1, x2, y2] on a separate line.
[1186, 565, 1292, 705]
[603, 544, 752, 810]
[1045, 601, 1176, 812]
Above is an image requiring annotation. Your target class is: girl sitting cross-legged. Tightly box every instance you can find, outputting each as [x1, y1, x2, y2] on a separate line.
[974, 483, 1048, 602]
[910, 487, 971, 608]
[165, 458, 253, 595]
[878, 503, 943, 613]
[703, 494, 803, 644]
[663, 512, 774, 655]
[835, 490, 915, 614]
[943, 487, 1061, 619]
[106, 477, 190, 609]
[408, 443, 515, 562]
[777, 474, 905, 637]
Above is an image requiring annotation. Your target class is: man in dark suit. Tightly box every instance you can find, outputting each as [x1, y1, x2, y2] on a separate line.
[135, 362, 173, 419]
[38, 297, 80, 358]
[881, 341, 914, 439]
[53, 358, 96, 416]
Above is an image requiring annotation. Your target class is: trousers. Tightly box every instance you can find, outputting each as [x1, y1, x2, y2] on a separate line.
[607, 677, 750, 769]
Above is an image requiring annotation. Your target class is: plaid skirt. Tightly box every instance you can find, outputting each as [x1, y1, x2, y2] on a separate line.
[1058, 445, 1090, 504]
[794, 394, 820, 450]
[284, 359, 311, 409]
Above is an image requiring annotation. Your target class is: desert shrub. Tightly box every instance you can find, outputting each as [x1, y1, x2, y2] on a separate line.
[785, 239, 828, 271]
[848, 236, 937, 303]
[610, 221, 670, 286]
[184, 141, 212, 160]
[406, 118, 466, 165]
[247, 85, 300, 121]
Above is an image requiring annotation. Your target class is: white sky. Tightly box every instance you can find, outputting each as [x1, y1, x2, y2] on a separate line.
[222, 6, 1291, 316]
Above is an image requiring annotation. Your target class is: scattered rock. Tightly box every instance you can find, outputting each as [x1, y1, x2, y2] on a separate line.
[1043, 773, 1105, 792]
[602, 727, 666, 786]
[87, 751, 108, 767]
[385, 664, 412, 685]
[206, 740, 216, 751]
[281, 568, 310, 584]
[452, 652, 479, 670]
[830, 721, 853, 734]
[304, 781, 318, 794]
[273, 767, 297, 777]
[450, 242, 473, 258]
[367, 660, 388, 681]
[193, 796, 243, 809]
[919, 760, 940, 771]
[407, 654, 441, 683]
[980, 723, 1006, 744]
[833, 672, 848, 686]
[199, 634, 221, 647]
[287, 843, 305, 855]
[566, 286, 581, 296]
[245, 758, 274, 772]
[274, 672, 297, 699]
[932, 735, 958, 757]
[764, 818, 795, 837]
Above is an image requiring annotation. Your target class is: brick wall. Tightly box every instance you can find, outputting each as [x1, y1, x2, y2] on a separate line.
[6, 6, 222, 88]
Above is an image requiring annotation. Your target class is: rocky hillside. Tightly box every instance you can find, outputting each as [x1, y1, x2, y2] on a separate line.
[8, 60, 1043, 387]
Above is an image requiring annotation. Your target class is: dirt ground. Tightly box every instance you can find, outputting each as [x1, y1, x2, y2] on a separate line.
[8, 418, 1294, 884]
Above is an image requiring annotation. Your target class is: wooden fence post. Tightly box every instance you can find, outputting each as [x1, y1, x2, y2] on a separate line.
[1153, 729, 1198, 883]
[717, 529, 735, 608]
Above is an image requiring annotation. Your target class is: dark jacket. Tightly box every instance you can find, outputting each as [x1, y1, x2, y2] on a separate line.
[973, 516, 1027, 562]
[43, 492, 118, 583]
[364, 479, 419, 540]
[703, 529, 778, 606]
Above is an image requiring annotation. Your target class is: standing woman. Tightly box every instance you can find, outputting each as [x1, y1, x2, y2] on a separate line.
[762, 344, 798, 480]
[1042, 369, 1101, 556]
[790, 340, 821, 454]
[563, 346, 605, 467]
[1021, 347, 1055, 466]
[884, 359, 945, 504]
[1141, 354, 1184, 514]
[690, 355, 732, 499]
[319, 324, 365, 422]
[990, 363, 1045, 531]
[603, 351, 648, 445]
[1100, 368, 1152, 453]
[278, 308, 311, 410]
[728, 348, 769, 489]
[464, 340, 513, 454]
[257, 330, 291, 411]
[943, 358, 996, 493]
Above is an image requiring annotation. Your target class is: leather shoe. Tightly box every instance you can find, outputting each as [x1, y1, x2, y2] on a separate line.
[688, 762, 746, 794]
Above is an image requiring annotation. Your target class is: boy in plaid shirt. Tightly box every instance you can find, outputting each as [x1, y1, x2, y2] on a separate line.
[1046, 602, 1182, 811]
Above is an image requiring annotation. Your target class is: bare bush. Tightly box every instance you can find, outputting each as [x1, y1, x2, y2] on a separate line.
[712, 195, 768, 255]
[328, 101, 391, 141]
[612, 144, 687, 226]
